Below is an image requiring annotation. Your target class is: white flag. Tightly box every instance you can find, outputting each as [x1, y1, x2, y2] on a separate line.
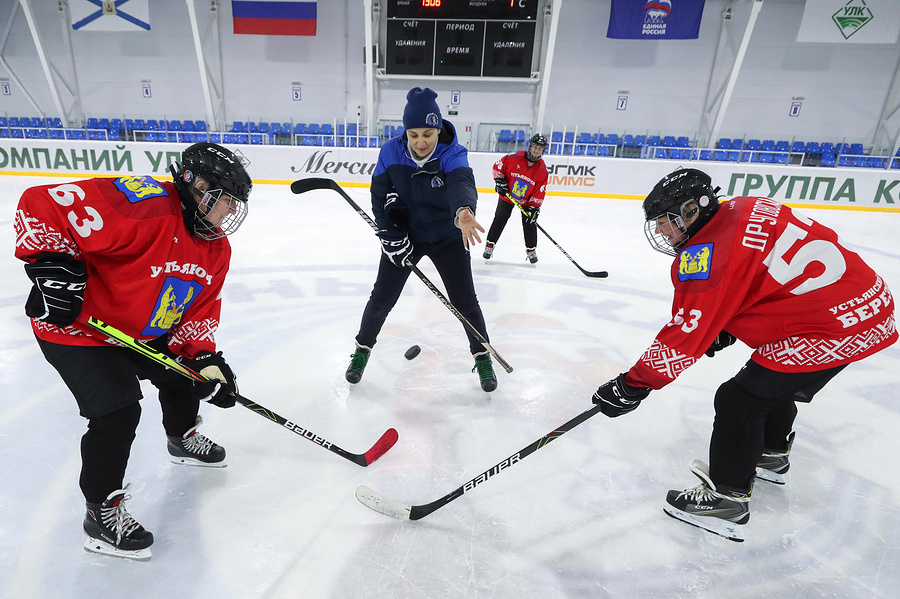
[797, 0, 900, 43]
[71, 0, 151, 32]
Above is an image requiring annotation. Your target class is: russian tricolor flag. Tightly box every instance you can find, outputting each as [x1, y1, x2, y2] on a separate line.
[232, 1, 316, 36]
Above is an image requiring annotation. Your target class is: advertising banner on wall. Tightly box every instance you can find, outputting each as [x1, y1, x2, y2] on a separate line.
[797, 0, 900, 44]
[607, 0, 706, 40]
[1, 140, 898, 213]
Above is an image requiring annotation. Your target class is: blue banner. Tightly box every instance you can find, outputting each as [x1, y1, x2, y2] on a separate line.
[607, 0, 706, 40]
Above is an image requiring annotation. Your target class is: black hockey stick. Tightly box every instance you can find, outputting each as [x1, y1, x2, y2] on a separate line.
[355, 403, 604, 520]
[291, 177, 513, 374]
[76, 316, 398, 467]
[505, 193, 608, 278]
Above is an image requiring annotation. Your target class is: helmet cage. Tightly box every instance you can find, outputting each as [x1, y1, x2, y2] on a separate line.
[643, 200, 699, 257]
[525, 134, 548, 162]
[192, 186, 248, 241]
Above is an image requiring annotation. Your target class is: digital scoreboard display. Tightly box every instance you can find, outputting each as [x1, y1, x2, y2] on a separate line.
[385, 0, 539, 78]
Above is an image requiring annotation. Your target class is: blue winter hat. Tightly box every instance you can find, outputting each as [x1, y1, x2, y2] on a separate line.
[402, 87, 442, 131]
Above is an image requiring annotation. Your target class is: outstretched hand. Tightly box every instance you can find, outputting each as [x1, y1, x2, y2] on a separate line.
[457, 208, 485, 249]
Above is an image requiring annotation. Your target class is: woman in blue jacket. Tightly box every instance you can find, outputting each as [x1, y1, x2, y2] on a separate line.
[345, 87, 497, 392]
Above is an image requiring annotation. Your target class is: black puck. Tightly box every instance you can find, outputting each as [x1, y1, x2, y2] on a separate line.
[404, 345, 421, 360]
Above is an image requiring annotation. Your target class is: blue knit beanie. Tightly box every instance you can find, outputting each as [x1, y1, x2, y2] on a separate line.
[402, 87, 442, 131]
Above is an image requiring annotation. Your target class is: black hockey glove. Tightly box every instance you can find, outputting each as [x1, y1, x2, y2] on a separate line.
[378, 229, 413, 268]
[495, 177, 509, 196]
[525, 207, 540, 225]
[24, 253, 88, 328]
[705, 331, 737, 358]
[188, 351, 238, 408]
[592, 373, 651, 418]
[384, 192, 410, 230]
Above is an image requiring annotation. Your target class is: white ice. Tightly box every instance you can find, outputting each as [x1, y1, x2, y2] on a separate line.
[1, 174, 898, 598]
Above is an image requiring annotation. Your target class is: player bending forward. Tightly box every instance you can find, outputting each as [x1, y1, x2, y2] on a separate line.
[15, 142, 251, 560]
[591, 168, 896, 542]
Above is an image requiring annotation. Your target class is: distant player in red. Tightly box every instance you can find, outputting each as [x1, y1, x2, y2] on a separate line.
[591, 168, 896, 542]
[483, 134, 548, 264]
[14, 142, 252, 560]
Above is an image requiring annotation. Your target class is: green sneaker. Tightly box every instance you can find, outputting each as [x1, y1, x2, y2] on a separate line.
[345, 343, 371, 384]
[472, 351, 497, 392]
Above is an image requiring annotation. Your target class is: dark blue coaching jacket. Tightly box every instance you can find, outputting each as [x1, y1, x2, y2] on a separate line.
[371, 120, 478, 246]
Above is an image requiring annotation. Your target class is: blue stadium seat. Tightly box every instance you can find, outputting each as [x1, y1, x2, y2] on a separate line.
[498, 129, 513, 143]
[307, 123, 320, 135]
[775, 140, 789, 152]
[676, 136, 690, 147]
[791, 141, 805, 153]
[761, 140, 775, 151]
[746, 139, 761, 151]
[819, 154, 835, 167]
[717, 138, 731, 149]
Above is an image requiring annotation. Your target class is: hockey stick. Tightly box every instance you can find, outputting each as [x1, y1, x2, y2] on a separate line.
[505, 193, 608, 278]
[76, 316, 398, 467]
[355, 403, 604, 520]
[290, 177, 513, 374]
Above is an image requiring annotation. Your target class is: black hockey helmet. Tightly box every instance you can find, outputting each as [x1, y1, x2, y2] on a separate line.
[525, 133, 548, 162]
[643, 168, 720, 256]
[170, 142, 252, 241]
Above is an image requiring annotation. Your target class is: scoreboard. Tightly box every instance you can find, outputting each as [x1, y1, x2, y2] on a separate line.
[384, 0, 540, 78]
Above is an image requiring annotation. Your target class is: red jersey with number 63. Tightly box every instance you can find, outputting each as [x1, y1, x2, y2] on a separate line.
[625, 196, 897, 390]
[14, 176, 231, 359]
[492, 151, 548, 209]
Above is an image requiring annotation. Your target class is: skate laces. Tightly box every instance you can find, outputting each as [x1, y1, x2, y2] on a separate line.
[183, 430, 216, 455]
[100, 485, 142, 544]
[348, 348, 370, 373]
[472, 355, 495, 380]
[676, 483, 720, 504]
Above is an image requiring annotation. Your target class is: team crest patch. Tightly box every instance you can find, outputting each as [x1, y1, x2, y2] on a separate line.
[678, 243, 714, 281]
[142, 276, 204, 336]
[431, 176, 444, 188]
[114, 176, 169, 204]
[511, 179, 531, 199]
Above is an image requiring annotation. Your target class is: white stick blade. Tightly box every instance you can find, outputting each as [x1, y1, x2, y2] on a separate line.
[355, 485, 412, 520]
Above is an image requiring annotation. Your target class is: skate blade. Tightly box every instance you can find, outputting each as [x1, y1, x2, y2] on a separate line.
[169, 456, 227, 468]
[84, 537, 152, 561]
[663, 505, 746, 542]
[755, 467, 786, 485]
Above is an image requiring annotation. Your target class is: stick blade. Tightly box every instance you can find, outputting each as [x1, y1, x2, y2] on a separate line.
[362, 428, 399, 466]
[355, 485, 412, 519]
[290, 178, 338, 195]
[584, 270, 609, 278]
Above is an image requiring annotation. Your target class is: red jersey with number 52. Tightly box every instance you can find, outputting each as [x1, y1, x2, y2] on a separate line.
[14, 176, 231, 359]
[492, 151, 548, 209]
[626, 196, 897, 390]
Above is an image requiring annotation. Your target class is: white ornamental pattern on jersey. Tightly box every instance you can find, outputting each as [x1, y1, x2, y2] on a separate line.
[640, 339, 697, 382]
[168, 318, 219, 348]
[756, 316, 896, 367]
[14, 209, 80, 256]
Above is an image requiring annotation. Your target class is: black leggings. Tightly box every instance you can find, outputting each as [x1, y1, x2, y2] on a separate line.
[708, 360, 845, 491]
[355, 238, 489, 355]
[486, 199, 538, 248]
[38, 337, 201, 504]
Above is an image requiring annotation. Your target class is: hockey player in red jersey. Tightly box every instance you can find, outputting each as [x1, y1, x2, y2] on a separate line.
[483, 134, 549, 264]
[14, 142, 252, 560]
[591, 168, 896, 542]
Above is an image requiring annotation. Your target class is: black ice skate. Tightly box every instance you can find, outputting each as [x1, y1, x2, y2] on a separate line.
[756, 431, 795, 485]
[483, 241, 495, 260]
[663, 459, 751, 542]
[345, 342, 371, 384]
[526, 247, 538, 264]
[472, 351, 498, 392]
[83, 484, 154, 561]
[167, 415, 226, 467]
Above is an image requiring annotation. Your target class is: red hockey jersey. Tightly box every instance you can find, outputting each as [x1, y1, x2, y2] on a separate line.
[492, 151, 548, 209]
[14, 176, 231, 359]
[626, 196, 897, 390]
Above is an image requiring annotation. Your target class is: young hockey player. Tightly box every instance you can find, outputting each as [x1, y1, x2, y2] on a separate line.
[483, 134, 549, 264]
[591, 167, 896, 541]
[345, 86, 497, 392]
[15, 142, 252, 560]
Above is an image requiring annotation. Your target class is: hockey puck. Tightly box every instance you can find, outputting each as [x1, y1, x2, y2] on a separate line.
[404, 345, 421, 360]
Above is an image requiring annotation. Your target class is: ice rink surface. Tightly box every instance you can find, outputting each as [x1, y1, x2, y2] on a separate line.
[2, 174, 898, 598]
